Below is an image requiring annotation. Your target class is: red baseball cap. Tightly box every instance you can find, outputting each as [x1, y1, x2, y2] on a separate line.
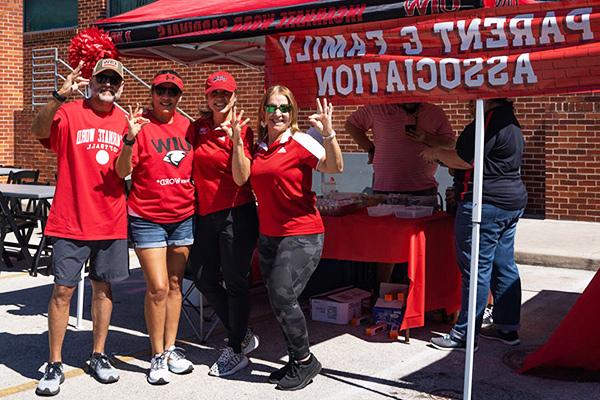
[152, 72, 184, 91]
[205, 70, 236, 94]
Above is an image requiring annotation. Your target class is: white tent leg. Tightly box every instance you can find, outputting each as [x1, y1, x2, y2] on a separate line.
[463, 98, 485, 400]
[76, 267, 84, 329]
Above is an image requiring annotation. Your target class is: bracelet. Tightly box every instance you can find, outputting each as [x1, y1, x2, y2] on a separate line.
[322, 130, 336, 141]
[122, 135, 136, 146]
[52, 90, 67, 103]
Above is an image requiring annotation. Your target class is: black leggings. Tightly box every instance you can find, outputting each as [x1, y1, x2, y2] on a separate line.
[259, 233, 323, 360]
[190, 202, 258, 353]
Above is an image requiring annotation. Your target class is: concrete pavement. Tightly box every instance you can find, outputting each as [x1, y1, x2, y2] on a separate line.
[1, 217, 599, 399]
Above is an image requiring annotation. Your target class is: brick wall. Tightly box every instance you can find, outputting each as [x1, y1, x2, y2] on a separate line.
[0, 0, 23, 166]
[12, 0, 600, 221]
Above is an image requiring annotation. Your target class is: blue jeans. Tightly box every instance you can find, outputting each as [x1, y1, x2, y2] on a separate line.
[450, 202, 524, 341]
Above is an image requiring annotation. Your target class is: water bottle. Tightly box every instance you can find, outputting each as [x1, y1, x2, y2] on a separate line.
[322, 176, 337, 197]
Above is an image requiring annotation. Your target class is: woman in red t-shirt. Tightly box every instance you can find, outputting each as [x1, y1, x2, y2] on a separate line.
[188, 71, 259, 377]
[248, 85, 343, 391]
[116, 70, 195, 385]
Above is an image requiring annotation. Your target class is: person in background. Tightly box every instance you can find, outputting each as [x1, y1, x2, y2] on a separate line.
[115, 70, 195, 384]
[249, 86, 343, 391]
[189, 71, 259, 377]
[421, 98, 527, 351]
[345, 102, 455, 284]
[31, 59, 129, 396]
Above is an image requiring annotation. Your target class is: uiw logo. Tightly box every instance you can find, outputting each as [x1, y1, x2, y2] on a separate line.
[404, 0, 461, 17]
[163, 150, 187, 167]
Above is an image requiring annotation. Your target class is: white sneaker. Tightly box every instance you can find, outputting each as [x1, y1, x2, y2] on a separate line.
[208, 347, 248, 377]
[482, 304, 494, 328]
[147, 353, 171, 385]
[241, 329, 260, 355]
[165, 346, 193, 374]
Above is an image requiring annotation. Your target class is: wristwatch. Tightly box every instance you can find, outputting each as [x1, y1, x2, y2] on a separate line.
[52, 90, 67, 103]
[122, 135, 136, 146]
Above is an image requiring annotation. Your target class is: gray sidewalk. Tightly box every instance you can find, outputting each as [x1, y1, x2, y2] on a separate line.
[516, 218, 600, 271]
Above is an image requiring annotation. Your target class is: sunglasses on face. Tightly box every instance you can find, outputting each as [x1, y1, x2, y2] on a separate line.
[95, 73, 123, 86]
[264, 104, 292, 113]
[154, 86, 181, 97]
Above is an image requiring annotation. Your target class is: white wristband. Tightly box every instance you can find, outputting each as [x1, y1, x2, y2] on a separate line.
[322, 130, 336, 141]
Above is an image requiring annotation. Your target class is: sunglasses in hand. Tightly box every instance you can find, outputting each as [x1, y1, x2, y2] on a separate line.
[95, 73, 123, 86]
[264, 104, 292, 113]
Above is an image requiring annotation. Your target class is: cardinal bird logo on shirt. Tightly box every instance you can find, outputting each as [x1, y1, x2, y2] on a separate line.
[163, 150, 187, 167]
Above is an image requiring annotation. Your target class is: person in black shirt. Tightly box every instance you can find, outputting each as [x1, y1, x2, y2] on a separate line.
[421, 98, 527, 350]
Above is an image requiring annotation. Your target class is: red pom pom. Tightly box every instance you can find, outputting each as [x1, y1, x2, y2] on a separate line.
[68, 27, 119, 78]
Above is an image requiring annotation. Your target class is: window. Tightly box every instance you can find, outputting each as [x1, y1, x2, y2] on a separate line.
[108, 0, 157, 17]
[24, 0, 77, 32]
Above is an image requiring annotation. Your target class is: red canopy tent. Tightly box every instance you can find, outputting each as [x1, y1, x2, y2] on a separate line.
[98, 0, 600, 398]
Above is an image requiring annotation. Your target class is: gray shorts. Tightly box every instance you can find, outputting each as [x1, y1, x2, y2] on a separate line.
[51, 238, 130, 287]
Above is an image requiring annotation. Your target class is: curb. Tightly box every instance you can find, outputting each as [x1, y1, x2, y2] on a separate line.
[515, 252, 600, 271]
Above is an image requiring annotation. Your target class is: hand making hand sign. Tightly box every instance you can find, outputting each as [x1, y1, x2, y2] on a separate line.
[57, 61, 90, 98]
[220, 105, 250, 146]
[125, 104, 150, 141]
[308, 98, 335, 139]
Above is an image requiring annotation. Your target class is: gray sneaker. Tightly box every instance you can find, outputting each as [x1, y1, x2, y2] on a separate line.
[241, 328, 260, 355]
[36, 362, 64, 396]
[87, 353, 119, 384]
[208, 347, 249, 377]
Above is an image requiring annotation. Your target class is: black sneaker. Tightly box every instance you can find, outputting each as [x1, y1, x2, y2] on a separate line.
[268, 355, 294, 384]
[275, 354, 322, 391]
[480, 326, 520, 345]
[35, 362, 65, 396]
[430, 334, 478, 352]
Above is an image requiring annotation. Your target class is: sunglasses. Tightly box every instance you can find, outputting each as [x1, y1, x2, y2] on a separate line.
[154, 86, 182, 97]
[264, 104, 292, 113]
[95, 73, 123, 86]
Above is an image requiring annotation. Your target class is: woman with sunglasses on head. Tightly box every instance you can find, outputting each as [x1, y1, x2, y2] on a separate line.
[188, 71, 259, 377]
[116, 70, 195, 385]
[248, 85, 343, 391]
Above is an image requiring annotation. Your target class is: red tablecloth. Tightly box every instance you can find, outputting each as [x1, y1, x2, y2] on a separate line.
[322, 211, 462, 331]
[520, 269, 600, 373]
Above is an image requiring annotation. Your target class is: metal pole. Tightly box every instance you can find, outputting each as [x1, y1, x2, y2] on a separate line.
[76, 267, 85, 329]
[463, 98, 485, 400]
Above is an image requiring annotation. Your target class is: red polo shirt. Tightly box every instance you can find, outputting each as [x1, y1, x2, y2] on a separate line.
[250, 130, 325, 237]
[191, 118, 255, 216]
[127, 111, 195, 223]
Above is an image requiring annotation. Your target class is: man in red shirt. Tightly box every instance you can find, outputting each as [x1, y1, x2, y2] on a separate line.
[345, 102, 455, 284]
[31, 59, 129, 396]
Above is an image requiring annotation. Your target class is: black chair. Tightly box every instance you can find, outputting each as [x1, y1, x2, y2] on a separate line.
[7, 170, 41, 217]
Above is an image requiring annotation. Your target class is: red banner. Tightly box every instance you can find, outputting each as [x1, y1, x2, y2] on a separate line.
[265, 0, 600, 106]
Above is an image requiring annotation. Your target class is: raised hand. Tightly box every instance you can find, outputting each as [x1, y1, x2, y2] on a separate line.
[222, 92, 238, 115]
[126, 104, 150, 139]
[220, 105, 250, 145]
[420, 147, 439, 164]
[58, 61, 89, 97]
[308, 98, 334, 137]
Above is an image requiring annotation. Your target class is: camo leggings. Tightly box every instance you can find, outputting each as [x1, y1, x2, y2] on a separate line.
[258, 233, 324, 360]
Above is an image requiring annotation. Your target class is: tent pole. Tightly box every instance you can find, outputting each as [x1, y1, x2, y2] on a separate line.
[463, 98, 485, 400]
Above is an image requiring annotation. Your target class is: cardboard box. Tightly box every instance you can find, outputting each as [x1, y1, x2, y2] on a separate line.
[372, 298, 405, 330]
[310, 287, 371, 325]
[379, 283, 409, 299]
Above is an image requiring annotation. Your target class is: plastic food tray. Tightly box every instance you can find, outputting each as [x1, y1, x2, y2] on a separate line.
[367, 204, 404, 217]
[394, 206, 434, 219]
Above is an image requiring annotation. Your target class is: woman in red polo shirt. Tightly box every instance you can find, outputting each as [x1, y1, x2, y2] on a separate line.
[116, 70, 195, 385]
[188, 71, 259, 377]
[249, 85, 343, 391]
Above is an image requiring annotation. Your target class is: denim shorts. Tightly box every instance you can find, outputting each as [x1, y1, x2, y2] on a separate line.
[128, 215, 194, 249]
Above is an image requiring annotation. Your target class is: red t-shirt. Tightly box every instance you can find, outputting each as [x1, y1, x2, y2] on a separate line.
[44, 99, 128, 240]
[250, 130, 325, 237]
[127, 112, 195, 223]
[191, 118, 255, 216]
